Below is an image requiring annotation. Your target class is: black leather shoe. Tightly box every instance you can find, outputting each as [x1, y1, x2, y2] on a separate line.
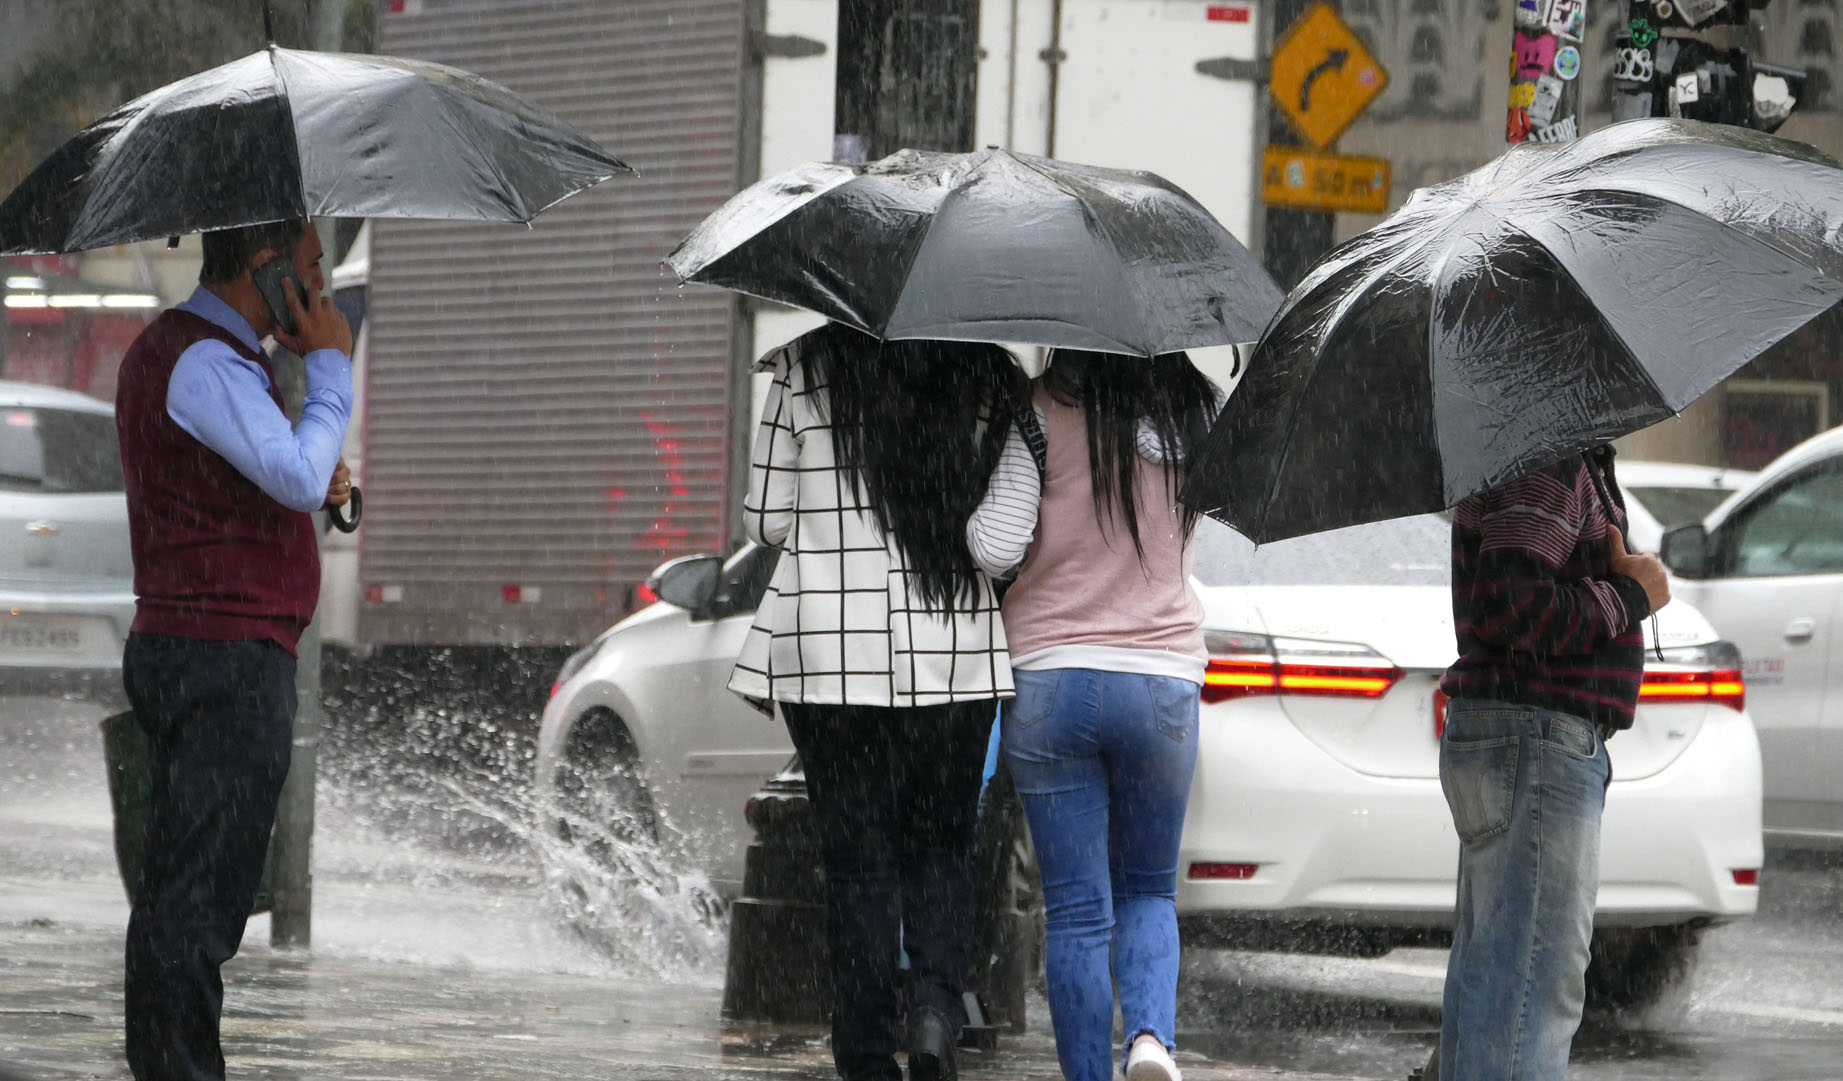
[907, 1006, 957, 1081]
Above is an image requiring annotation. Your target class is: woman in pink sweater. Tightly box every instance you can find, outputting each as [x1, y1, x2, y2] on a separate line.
[968, 350, 1220, 1081]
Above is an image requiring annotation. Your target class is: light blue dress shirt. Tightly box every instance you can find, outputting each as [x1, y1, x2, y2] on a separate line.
[166, 286, 353, 513]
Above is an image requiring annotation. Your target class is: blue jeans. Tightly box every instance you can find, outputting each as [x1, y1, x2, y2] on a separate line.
[1002, 668, 1199, 1081]
[1438, 699, 1612, 1081]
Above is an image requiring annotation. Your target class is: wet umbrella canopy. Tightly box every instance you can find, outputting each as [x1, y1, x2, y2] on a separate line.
[1181, 118, 1843, 544]
[0, 46, 632, 253]
[667, 146, 1283, 358]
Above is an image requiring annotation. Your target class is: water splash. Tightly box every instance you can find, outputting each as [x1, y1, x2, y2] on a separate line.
[319, 693, 726, 979]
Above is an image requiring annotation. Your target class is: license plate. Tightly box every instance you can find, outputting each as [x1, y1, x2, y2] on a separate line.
[0, 613, 93, 656]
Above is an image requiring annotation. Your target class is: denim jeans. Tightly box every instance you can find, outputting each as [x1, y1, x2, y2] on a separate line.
[779, 699, 997, 1081]
[1002, 668, 1199, 1081]
[1438, 699, 1612, 1081]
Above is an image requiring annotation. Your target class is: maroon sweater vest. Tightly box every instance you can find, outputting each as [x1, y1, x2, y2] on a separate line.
[116, 309, 319, 654]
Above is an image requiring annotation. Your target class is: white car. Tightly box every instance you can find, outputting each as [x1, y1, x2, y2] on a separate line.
[1617, 460, 1757, 553]
[542, 507, 1761, 1008]
[0, 381, 134, 698]
[1661, 424, 1843, 850]
[1176, 513, 1761, 1009]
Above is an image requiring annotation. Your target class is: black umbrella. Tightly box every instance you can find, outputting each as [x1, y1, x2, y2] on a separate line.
[666, 147, 1282, 358]
[0, 45, 631, 253]
[1181, 118, 1843, 544]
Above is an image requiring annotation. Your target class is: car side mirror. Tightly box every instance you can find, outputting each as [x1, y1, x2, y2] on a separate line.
[648, 554, 723, 614]
[1660, 523, 1712, 579]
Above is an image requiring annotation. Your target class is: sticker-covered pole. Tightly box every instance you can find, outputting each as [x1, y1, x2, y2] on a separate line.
[1612, 0, 1661, 125]
[1508, 0, 1589, 144]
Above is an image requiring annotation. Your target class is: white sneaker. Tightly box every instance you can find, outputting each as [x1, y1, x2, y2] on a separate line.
[1125, 1036, 1181, 1081]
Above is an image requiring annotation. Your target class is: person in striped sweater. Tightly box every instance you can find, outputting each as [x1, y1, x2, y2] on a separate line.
[967, 350, 1222, 1081]
[1435, 444, 1671, 1081]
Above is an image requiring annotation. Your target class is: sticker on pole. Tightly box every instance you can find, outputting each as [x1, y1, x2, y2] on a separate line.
[1674, 0, 1726, 24]
[1268, 2, 1389, 149]
[1542, 0, 1587, 41]
[1529, 74, 1567, 126]
[1554, 45, 1582, 80]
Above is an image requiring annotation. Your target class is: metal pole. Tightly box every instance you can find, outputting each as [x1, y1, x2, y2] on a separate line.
[1259, 0, 1336, 292]
[269, 571, 320, 949]
[833, 0, 979, 161]
[1043, 0, 1063, 158]
[1507, 0, 1589, 146]
[271, 0, 345, 950]
[312, 0, 345, 55]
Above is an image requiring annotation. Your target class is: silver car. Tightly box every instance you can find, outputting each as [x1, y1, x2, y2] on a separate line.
[0, 380, 133, 699]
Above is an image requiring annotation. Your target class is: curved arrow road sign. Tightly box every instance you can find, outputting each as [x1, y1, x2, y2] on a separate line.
[1268, 3, 1388, 149]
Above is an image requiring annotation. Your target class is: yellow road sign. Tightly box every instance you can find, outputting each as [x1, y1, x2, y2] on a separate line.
[1261, 146, 1391, 214]
[1268, 2, 1388, 149]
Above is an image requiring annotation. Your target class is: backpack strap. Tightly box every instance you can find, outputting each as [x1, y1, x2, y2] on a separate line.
[1015, 404, 1049, 484]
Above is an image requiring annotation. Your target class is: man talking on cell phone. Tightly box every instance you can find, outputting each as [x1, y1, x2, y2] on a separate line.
[113, 219, 353, 1081]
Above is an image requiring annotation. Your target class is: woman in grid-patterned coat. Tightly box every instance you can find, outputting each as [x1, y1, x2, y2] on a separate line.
[729, 322, 1027, 1081]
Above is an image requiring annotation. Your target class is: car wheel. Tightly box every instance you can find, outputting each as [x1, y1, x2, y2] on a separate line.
[970, 765, 1046, 1036]
[550, 708, 658, 856]
[540, 709, 723, 961]
[1583, 924, 1701, 1018]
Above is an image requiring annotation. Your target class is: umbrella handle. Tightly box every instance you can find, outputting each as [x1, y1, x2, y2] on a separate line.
[329, 486, 362, 533]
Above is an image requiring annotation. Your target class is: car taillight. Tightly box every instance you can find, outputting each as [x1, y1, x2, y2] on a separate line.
[1201, 631, 1284, 702]
[1639, 669, 1746, 709]
[1642, 642, 1745, 712]
[636, 581, 659, 605]
[1202, 631, 1401, 704]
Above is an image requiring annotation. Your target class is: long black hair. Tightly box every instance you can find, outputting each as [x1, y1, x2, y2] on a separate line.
[804, 325, 1028, 609]
[1041, 349, 1218, 559]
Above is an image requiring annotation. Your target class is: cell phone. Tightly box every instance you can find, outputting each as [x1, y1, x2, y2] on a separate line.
[253, 258, 308, 337]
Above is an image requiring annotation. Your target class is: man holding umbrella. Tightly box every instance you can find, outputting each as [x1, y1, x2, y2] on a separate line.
[115, 219, 353, 1081]
[1435, 446, 1669, 1079]
[1174, 119, 1843, 1079]
[0, 30, 629, 1081]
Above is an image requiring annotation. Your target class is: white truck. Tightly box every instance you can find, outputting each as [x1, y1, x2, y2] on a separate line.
[323, 0, 1263, 657]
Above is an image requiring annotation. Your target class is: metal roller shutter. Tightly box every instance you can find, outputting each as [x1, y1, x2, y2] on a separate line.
[364, 0, 748, 645]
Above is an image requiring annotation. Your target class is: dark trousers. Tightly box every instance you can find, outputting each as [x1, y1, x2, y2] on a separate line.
[780, 699, 997, 1081]
[122, 633, 296, 1081]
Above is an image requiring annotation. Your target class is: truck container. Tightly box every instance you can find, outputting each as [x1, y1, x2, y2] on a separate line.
[330, 0, 1264, 654]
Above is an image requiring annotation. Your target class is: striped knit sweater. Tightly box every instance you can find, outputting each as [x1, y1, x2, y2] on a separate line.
[1438, 452, 1653, 734]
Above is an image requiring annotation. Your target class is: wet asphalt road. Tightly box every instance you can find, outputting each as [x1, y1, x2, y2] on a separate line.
[3, 694, 1842, 1081]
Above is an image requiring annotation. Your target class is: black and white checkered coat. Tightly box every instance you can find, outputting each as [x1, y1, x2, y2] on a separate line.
[728, 338, 1015, 708]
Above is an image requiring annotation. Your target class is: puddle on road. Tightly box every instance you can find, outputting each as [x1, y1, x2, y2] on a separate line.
[11, 696, 1843, 1081]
